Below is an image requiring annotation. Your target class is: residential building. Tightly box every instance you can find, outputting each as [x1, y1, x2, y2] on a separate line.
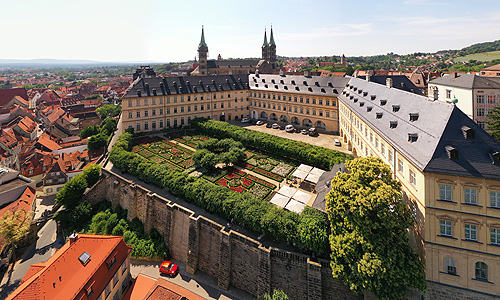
[480, 63, 500, 77]
[338, 76, 500, 298]
[428, 73, 500, 129]
[121, 74, 250, 132]
[0, 167, 36, 207]
[248, 74, 348, 133]
[123, 274, 206, 300]
[190, 26, 276, 76]
[0, 88, 29, 110]
[6, 234, 133, 300]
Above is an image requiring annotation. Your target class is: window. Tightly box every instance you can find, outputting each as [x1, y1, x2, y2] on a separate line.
[136, 111, 140, 118]
[128, 112, 132, 119]
[128, 100, 132, 107]
[136, 123, 140, 131]
[326, 100, 330, 106]
[446, 89, 452, 99]
[440, 185, 452, 201]
[160, 98, 163, 104]
[136, 99, 140, 106]
[144, 122, 148, 130]
[475, 262, 488, 281]
[152, 98, 156, 105]
[159, 120, 163, 128]
[477, 95, 485, 103]
[488, 95, 496, 104]
[388, 150, 393, 163]
[113, 271, 119, 286]
[410, 170, 416, 186]
[152, 109, 156, 116]
[477, 108, 485, 117]
[381, 143, 385, 155]
[440, 220, 452, 236]
[173, 108, 177, 114]
[121, 260, 127, 274]
[144, 99, 148, 106]
[464, 187, 477, 205]
[107, 256, 116, 269]
[87, 286, 93, 297]
[444, 257, 456, 275]
[144, 110, 148, 117]
[121, 279, 128, 295]
[491, 228, 500, 244]
[326, 112, 330, 117]
[465, 224, 477, 241]
[491, 191, 500, 207]
[398, 159, 403, 174]
[105, 282, 111, 297]
[160, 108, 163, 115]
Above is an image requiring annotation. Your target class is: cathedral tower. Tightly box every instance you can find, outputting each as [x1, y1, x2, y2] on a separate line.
[262, 28, 268, 61]
[198, 26, 208, 75]
[268, 26, 277, 68]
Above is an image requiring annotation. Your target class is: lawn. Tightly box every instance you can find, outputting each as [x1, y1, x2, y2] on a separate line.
[454, 51, 500, 62]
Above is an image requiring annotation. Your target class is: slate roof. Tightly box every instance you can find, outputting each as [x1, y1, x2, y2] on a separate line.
[0, 88, 28, 108]
[429, 73, 500, 89]
[122, 74, 250, 99]
[249, 73, 350, 97]
[341, 77, 500, 180]
[481, 63, 500, 71]
[358, 75, 424, 95]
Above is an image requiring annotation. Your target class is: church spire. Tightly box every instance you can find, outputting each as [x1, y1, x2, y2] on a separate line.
[269, 26, 275, 45]
[199, 25, 207, 48]
[262, 28, 268, 47]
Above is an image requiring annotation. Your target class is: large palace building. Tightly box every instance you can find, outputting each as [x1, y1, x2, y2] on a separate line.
[121, 65, 500, 298]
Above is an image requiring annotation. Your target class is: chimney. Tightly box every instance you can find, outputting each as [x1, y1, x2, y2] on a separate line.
[304, 70, 310, 77]
[453, 72, 458, 78]
[69, 233, 78, 244]
[279, 69, 284, 76]
[366, 74, 370, 82]
[386, 78, 393, 88]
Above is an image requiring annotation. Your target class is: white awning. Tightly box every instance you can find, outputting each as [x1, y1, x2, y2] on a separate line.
[305, 173, 321, 184]
[310, 167, 326, 177]
[270, 193, 291, 208]
[285, 199, 306, 213]
[278, 185, 297, 198]
[297, 164, 313, 173]
[292, 190, 313, 204]
[292, 169, 308, 179]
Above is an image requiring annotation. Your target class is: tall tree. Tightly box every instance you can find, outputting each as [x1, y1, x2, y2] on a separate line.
[0, 210, 32, 260]
[487, 105, 500, 142]
[325, 157, 426, 300]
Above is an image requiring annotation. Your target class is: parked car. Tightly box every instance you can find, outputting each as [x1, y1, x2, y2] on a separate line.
[266, 123, 272, 128]
[256, 120, 264, 125]
[301, 129, 308, 135]
[241, 117, 250, 123]
[272, 123, 280, 129]
[285, 124, 295, 132]
[308, 127, 318, 136]
[334, 139, 342, 146]
[279, 125, 285, 130]
[159, 261, 178, 277]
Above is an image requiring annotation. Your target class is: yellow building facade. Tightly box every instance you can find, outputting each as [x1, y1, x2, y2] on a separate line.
[339, 77, 500, 298]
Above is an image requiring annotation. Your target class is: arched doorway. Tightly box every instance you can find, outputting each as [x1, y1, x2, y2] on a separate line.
[219, 113, 226, 122]
[234, 115, 239, 120]
[261, 111, 268, 119]
[291, 117, 300, 125]
[270, 113, 277, 121]
[315, 120, 326, 129]
[280, 115, 289, 123]
[251, 110, 258, 119]
[303, 118, 313, 127]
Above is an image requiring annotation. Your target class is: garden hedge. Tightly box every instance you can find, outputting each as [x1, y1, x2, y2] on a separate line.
[191, 118, 351, 170]
[110, 132, 330, 252]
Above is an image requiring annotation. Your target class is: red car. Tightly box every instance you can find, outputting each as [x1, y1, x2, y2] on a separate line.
[159, 261, 178, 277]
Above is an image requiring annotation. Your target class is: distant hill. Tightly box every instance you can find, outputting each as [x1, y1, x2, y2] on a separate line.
[454, 51, 500, 63]
[460, 40, 500, 55]
[0, 59, 164, 68]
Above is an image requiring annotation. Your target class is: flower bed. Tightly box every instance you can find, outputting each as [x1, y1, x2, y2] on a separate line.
[263, 191, 276, 202]
[241, 177, 254, 188]
[253, 167, 284, 182]
[230, 186, 245, 193]
[271, 162, 294, 177]
[246, 175, 276, 189]
[247, 183, 271, 199]
[137, 148, 154, 158]
[181, 159, 195, 168]
[217, 178, 229, 187]
[237, 162, 254, 171]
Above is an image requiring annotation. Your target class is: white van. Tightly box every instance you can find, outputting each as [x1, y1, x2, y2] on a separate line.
[285, 124, 295, 132]
[334, 139, 341, 146]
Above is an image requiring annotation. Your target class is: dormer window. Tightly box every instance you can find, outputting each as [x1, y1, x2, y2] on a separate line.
[392, 105, 400, 112]
[349, 85, 353, 89]
[107, 255, 116, 269]
[303, 81, 308, 86]
[446, 146, 459, 160]
[408, 133, 418, 143]
[275, 85, 278, 89]
[262, 79, 266, 83]
[353, 87, 357, 91]
[376, 112, 383, 119]
[358, 89, 362, 94]
[359, 102, 365, 107]
[328, 82, 333, 87]
[346, 93, 350, 97]
[350, 95, 354, 100]
[280, 80, 284, 84]
[346, 83, 350, 87]
[390, 121, 398, 128]
[409, 113, 419, 122]
[363, 92, 368, 96]
[291, 80, 296, 85]
[308, 87, 313, 92]
[295, 86, 300, 91]
[321, 88, 325, 93]
[492, 152, 500, 164]
[367, 106, 373, 112]
[353, 98, 358, 103]
[265, 84, 268, 88]
[370, 95, 376, 100]
[342, 90, 346, 95]
[380, 99, 387, 106]
[461, 125, 475, 140]
[333, 89, 338, 94]
[271, 79, 275, 83]
[284, 86, 288, 90]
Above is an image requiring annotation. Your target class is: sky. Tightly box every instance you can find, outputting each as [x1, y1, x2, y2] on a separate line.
[2, 0, 500, 63]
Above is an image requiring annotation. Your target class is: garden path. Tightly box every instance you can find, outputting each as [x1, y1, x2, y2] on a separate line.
[232, 165, 280, 190]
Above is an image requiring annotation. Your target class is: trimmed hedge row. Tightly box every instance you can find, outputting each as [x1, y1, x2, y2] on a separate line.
[110, 132, 328, 251]
[191, 118, 351, 170]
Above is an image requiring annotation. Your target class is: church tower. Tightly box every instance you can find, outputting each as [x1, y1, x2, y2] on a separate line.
[262, 28, 269, 62]
[198, 26, 209, 75]
[268, 26, 277, 68]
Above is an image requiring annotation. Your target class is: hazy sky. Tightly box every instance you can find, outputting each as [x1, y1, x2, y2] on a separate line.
[2, 0, 500, 63]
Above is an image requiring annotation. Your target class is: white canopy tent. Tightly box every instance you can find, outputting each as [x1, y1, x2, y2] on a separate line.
[278, 185, 297, 198]
[285, 199, 306, 213]
[292, 190, 313, 204]
[270, 193, 291, 208]
[310, 167, 326, 176]
[291, 169, 308, 179]
[304, 173, 321, 184]
[297, 164, 313, 173]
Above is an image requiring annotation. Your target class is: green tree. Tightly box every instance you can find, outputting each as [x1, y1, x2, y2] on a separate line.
[298, 207, 329, 254]
[82, 164, 101, 187]
[87, 133, 107, 150]
[56, 174, 88, 209]
[264, 289, 289, 300]
[0, 209, 32, 260]
[487, 105, 500, 142]
[100, 117, 118, 136]
[80, 125, 100, 138]
[325, 157, 426, 300]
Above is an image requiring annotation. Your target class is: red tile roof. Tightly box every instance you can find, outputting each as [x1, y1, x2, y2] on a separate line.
[37, 133, 61, 151]
[123, 274, 207, 300]
[0, 88, 28, 108]
[7, 234, 132, 300]
[0, 186, 35, 219]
